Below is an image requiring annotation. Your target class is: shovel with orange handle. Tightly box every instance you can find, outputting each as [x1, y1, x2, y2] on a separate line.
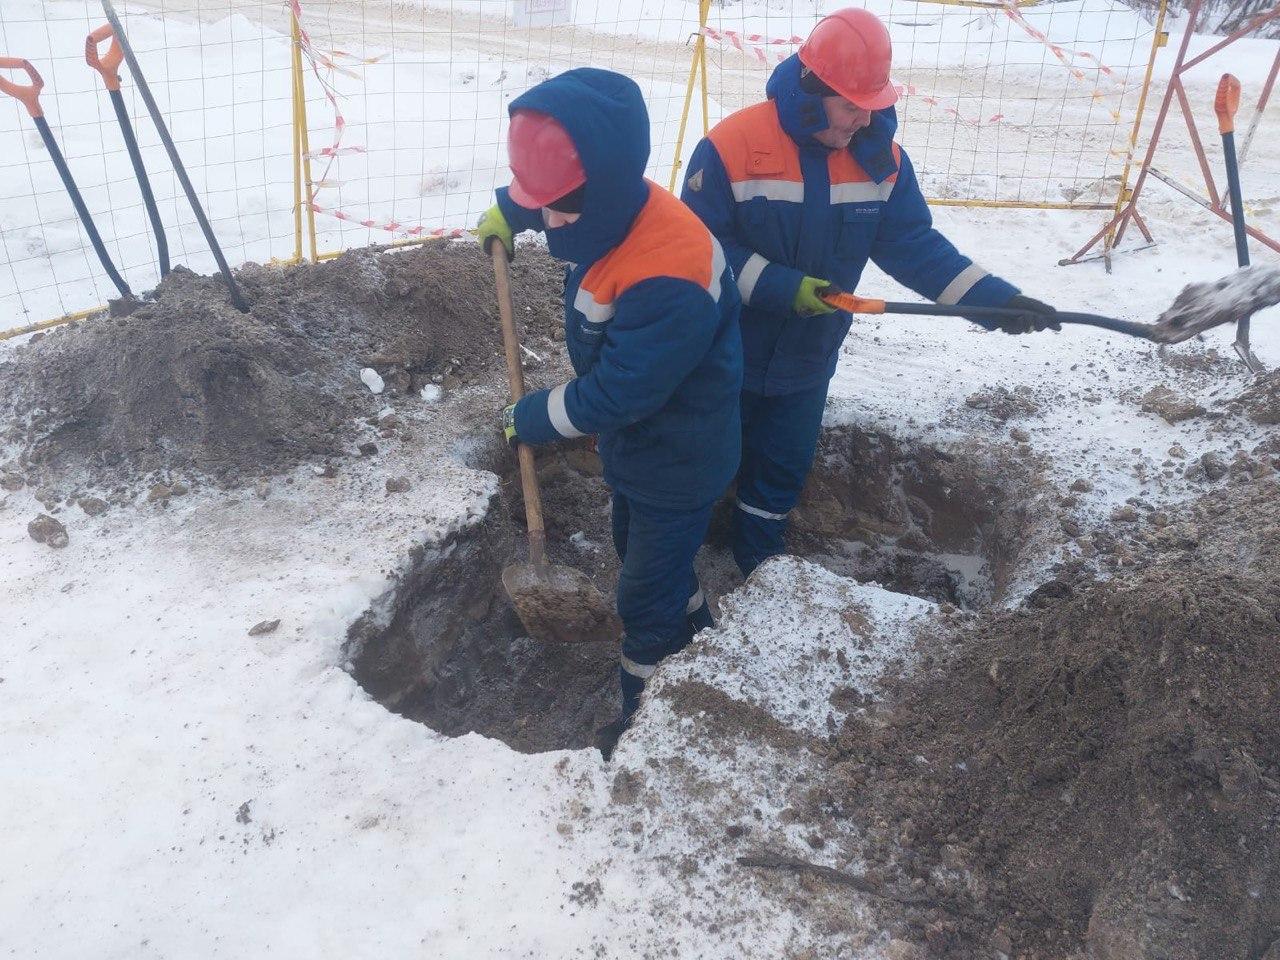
[817, 287, 1170, 341]
[819, 270, 1280, 346]
[1214, 73, 1265, 374]
[86, 24, 170, 278]
[98, 0, 248, 312]
[0, 56, 133, 299]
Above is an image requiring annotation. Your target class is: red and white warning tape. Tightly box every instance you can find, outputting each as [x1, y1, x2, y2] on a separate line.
[289, 0, 365, 163]
[291, 0, 468, 239]
[699, 25, 1002, 124]
[701, 8, 1131, 99]
[897, 81, 1006, 127]
[308, 201, 469, 238]
[998, 1, 1126, 89]
[700, 26, 803, 65]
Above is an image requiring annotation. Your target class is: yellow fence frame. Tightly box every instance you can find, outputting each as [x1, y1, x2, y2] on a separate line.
[291, 11, 319, 265]
[4, 0, 1169, 339]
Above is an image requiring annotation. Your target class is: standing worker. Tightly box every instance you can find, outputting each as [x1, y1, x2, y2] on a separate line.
[681, 9, 1060, 577]
[477, 69, 743, 751]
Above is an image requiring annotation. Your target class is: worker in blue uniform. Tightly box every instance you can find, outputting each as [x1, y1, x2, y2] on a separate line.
[477, 69, 742, 752]
[681, 9, 1060, 576]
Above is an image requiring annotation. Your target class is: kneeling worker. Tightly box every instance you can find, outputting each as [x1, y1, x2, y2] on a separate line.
[681, 9, 1060, 577]
[477, 69, 743, 747]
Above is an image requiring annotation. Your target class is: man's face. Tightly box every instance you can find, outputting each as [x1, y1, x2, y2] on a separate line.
[814, 96, 872, 149]
[542, 208, 581, 229]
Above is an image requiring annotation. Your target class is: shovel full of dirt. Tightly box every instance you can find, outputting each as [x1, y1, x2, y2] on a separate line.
[819, 263, 1280, 346]
[490, 243, 620, 644]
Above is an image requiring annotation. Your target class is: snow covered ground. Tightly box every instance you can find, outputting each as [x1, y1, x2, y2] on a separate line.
[4, 205, 1276, 959]
[2, 2, 1279, 958]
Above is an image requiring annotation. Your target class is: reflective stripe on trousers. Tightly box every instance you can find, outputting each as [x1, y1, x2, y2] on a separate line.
[733, 383, 830, 576]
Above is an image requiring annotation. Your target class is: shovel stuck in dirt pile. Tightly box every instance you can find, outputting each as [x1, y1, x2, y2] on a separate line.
[490, 243, 621, 645]
[821, 263, 1280, 346]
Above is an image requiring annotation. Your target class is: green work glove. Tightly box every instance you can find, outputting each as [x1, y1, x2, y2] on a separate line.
[501, 403, 519, 448]
[477, 204, 514, 261]
[793, 276, 838, 317]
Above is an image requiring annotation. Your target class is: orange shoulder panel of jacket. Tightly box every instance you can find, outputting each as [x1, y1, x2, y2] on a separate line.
[581, 183, 718, 305]
[829, 139, 902, 186]
[828, 148, 872, 186]
[706, 100, 801, 185]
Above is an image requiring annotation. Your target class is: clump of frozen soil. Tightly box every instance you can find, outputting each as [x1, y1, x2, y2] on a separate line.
[1236, 367, 1280, 425]
[802, 476, 1280, 960]
[0, 242, 565, 486]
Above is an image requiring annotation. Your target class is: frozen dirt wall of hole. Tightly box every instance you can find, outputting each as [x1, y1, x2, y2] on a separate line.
[787, 424, 1046, 606]
[343, 498, 619, 754]
[343, 425, 1047, 753]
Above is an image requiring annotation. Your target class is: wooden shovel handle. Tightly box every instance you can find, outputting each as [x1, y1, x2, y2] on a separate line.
[491, 244, 547, 567]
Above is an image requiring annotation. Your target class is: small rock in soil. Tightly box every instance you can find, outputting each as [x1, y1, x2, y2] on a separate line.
[385, 476, 411, 494]
[358, 442, 378, 457]
[1, 472, 23, 491]
[247, 619, 281, 636]
[885, 939, 926, 960]
[1069, 478, 1093, 493]
[1201, 451, 1229, 481]
[77, 496, 108, 516]
[964, 386, 1040, 422]
[1139, 385, 1205, 424]
[28, 513, 68, 548]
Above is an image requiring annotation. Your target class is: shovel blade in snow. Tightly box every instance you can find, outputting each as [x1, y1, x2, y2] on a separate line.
[502, 562, 621, 644]
[1152, 264, 1280, 343]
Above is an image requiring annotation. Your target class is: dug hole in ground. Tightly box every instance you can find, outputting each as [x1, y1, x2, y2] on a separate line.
[5, 80, 1280, 960]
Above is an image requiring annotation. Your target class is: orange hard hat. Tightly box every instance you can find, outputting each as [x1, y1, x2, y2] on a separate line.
[798, 8, 898, 111]
[507, 109, 587, 209]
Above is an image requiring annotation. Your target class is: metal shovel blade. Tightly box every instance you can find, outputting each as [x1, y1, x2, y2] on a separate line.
[502, 562, 621, 645]
[1152, 264, 1280, 343]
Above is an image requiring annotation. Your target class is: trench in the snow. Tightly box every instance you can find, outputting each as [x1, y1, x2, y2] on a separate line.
[343, 425, 1045, 753]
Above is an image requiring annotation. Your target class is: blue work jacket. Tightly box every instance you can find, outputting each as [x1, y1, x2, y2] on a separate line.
[500, 69, 743, 510]
[681, 55, 1019, 395]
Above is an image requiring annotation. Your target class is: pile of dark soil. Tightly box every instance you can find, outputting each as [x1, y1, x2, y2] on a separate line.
[0, 242, 565, 486]
[1237, 368, 1280, 425]
[805, 477, 1280, 960]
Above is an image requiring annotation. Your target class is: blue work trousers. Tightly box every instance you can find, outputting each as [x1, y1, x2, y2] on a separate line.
[732, 384, 830, 576]
[612, 492, 715, 720]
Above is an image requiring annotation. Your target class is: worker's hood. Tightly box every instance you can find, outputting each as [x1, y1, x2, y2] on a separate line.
[508, 68, 651, 265]
[766, 54, 899, 183]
